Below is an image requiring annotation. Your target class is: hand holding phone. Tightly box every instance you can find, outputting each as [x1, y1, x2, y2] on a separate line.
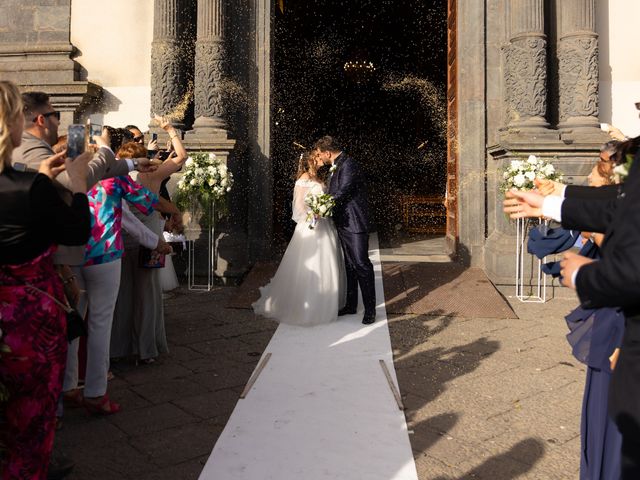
[66, 124, 86, 159]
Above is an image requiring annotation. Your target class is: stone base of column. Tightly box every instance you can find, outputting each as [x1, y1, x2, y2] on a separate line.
[180, 131, 244, 283]
[498, 128, 560, 146]
[559, 117, 610, 143]
[484, 230, 519, 285]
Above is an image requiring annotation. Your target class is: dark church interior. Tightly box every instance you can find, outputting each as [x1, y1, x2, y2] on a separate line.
[272, 0, 448, 247]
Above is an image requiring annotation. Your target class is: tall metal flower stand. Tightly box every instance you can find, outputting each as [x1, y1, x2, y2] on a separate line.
[515, 217, 547, 303]
[185, 201, 216, 291]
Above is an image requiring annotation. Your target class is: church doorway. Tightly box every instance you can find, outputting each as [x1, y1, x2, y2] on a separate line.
[271, 0, 455, 254]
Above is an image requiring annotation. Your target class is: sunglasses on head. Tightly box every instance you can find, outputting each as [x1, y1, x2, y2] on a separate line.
[32, 110, 61, 122]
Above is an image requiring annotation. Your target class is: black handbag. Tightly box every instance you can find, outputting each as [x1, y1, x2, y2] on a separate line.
[24, 283, 87, 342]
[64, 308, 88, 342]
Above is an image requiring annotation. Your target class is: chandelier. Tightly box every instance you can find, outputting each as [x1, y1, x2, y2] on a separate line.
[343, 60, 376, 83]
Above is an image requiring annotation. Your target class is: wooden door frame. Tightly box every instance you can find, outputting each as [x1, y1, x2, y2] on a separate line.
[446, 0, 459, 255]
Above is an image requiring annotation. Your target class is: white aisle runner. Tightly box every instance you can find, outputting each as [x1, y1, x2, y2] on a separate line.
[199, 235, 419, 480]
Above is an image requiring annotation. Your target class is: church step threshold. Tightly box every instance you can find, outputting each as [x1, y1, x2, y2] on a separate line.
[378, 251, 452, 263]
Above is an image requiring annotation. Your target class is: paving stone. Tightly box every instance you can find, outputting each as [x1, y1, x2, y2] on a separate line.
[66, 442, 160, 480]
[132, 377, 209, 404]
[116, 362, 194, 386]
[109, 403, 196, 437]
[172, 388, 241, 419]
[130, 420, 223, 468]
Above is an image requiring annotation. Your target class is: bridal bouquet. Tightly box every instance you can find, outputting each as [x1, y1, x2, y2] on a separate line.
[305, 193, 336, 229]
[500, 155, 563, 192]
[174, 152, 233, 218]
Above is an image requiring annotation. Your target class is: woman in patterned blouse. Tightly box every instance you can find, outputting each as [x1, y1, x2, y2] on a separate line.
[63, 174, 157, 414]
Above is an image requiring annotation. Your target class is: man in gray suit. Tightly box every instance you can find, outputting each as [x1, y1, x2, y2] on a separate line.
[12, 91, 154, 190]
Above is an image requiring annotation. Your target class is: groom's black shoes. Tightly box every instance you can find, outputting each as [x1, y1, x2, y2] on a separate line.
[362, 313, 376, 325]
[338, 306, 357, 316]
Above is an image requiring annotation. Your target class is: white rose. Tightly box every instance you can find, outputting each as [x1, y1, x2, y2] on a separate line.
[208, 178, 215, 186]
[503, 171, 509, 179]
[221, 179, 228, 187]
[195, 168, 204, 176]
[210, 177, 217, 185]
[208, 153, 216, 161]
[543, 164, 555, 176]
[177, 180, 184, 189]
[319, 205, 327, 214]
[190, 178, 198, 186]
[185, 157, 194, 167]
[527, 155, 538, 165]
[208, 166, 215, 174]
[525, 171, 536, 181]
[513, 173, 526, 187]
[226, 187, 232, 192]
[510, 160, 523, 172]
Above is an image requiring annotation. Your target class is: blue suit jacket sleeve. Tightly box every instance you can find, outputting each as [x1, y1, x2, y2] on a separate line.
[329, 158, 359, 207]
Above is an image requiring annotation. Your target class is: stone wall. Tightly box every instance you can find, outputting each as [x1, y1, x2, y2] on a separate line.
[0, 0, 100, 129]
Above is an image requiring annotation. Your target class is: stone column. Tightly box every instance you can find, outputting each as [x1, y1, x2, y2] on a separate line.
[191, 0, 228, 136]
[503, 0, 549, 130]
[557, 0, 600, 133]
[150, 0, 187, 130]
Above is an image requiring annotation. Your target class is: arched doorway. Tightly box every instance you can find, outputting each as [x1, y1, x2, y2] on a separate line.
[270, 0, 457, 255]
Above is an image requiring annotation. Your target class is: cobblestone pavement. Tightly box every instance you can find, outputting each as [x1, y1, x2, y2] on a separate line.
[57, 284, 583, 479]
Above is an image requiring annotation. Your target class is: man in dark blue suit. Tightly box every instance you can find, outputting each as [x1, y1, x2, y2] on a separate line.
[313, 136, 376, 324]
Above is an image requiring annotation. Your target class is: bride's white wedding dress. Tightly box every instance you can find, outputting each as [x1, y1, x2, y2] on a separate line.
[252, 178, 346, 326]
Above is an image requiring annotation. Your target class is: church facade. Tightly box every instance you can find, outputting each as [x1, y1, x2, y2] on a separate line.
[1, 0, 639, 285]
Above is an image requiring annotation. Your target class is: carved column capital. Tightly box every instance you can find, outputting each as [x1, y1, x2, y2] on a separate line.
[503, 36, 548, 128]
[503, 0, 550, 131]
[149, 0, 189, 129]
[557, 0, 601, 132]
[190, 0, 229, 136]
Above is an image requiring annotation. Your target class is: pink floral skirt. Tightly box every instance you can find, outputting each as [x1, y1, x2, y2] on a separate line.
[0, 247, 67, 480]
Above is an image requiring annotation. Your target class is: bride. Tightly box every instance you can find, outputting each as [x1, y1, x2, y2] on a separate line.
[252, 151, 345, 326]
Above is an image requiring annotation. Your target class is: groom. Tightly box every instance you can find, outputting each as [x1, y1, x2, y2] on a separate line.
[313, 136, 376, 324]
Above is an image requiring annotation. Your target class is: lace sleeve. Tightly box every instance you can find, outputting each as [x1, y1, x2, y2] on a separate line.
[292, 184, 311, 223]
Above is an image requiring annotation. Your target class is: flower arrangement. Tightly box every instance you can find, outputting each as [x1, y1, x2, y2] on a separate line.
[500, 155, 563, 192]
[174, 152, 233, 217]
[305, 193, 336, 229]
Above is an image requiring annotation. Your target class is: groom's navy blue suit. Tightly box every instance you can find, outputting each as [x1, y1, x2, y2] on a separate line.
[327, 152, 376, 317]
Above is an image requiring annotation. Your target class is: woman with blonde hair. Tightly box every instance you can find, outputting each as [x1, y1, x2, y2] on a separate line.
[0, 80, 91, 479]
[253, 151, 346, 326]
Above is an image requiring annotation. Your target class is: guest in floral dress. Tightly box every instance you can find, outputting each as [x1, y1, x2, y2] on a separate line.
[0, 80, 91, 479]
[62, 174, 157, 415]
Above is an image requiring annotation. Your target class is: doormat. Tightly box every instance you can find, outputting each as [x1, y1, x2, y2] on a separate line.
[382, 262, 518, 319]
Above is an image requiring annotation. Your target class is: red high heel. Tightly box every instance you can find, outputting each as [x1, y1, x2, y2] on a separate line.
[83, 394, 121, 416]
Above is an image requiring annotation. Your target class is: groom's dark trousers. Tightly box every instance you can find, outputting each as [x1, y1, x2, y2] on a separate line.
[338, 229, 376, 315]
[327, 152, 376, 316]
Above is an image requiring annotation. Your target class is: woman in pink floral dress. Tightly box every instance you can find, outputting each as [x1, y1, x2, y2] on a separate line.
[0, 80, 91, 479]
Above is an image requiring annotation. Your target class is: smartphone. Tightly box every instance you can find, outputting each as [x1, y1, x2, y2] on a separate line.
[157, 150, 171, 161]
[13, 162, 28, 172]
[89, 122, 102, 143]
[67, 124, 86, 159]
[152, 133, 158, 142]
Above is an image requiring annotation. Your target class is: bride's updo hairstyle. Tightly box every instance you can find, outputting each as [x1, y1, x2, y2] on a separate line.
[295, 151, 318, 180]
